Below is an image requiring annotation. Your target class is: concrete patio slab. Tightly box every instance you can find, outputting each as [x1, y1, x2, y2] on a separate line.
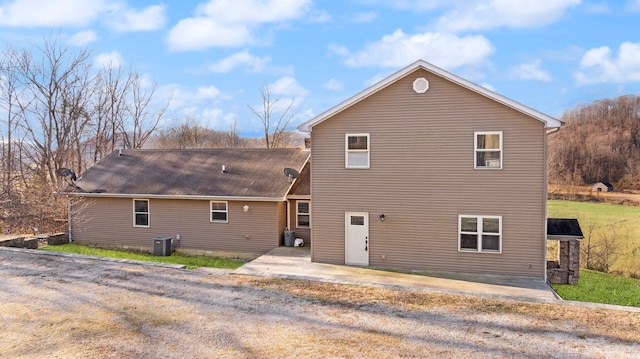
[232, 246, 560, 303]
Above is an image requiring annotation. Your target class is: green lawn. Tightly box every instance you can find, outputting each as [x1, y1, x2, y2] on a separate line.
[551, 269, 640, 307]
[40, 243, 244, 269]
[548, 200, 640, 275]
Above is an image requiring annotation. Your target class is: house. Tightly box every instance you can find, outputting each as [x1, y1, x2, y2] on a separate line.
[68, 59, 566, 280]
[592, 181, 613, 192]
[297, 59, 563, 278]
[68, 148, 309, 258]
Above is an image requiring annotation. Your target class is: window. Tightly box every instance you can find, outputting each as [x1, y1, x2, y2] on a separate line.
[133, 199, 149, 227]
[210, 201, 228, 223]
[345, 134, 369, 168]
[458, 215, 502, 253]
[296, 201, 310, 228]
[475, 131, 502, 169]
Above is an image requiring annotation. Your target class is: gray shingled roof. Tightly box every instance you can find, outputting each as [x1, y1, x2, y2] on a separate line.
[73, 148, 310, 199]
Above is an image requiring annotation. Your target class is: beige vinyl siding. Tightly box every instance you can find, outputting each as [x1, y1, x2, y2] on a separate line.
[72, 197, 283, 255]
[288, 199, 311, 244]
[310, 68, 547, 277]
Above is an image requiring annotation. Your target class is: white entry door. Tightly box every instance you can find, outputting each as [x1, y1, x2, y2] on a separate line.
[345, 212, 369, 266]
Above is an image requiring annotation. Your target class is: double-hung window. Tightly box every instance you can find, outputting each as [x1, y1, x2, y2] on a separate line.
[133, 199, 149, 227]
[296, 201, 310, 228]
[459, 215, 502, 253]
[475, 131, 502, 169]
[345, 134, 369, 168]
[210, 201, 228, 223]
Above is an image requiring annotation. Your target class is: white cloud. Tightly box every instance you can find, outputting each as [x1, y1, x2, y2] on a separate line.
[322, 78, 344, 91]
[308, 9, 331, 23]
[208, 51, 272, 73]
[351, 12, 378, 23]
[328, 44, 349, 56]
[510, 60, 553, 82]
[434, 0, 581, 32]
[196, 0, 310, 23]
[106, 4, 167, 32]
[162, 84, 225, 111]
[626, 0, 640, 11]
[195, 86, 222, 99]
[67, 30, 98, 46]
[364, 0, 448, 11]
[270, 76, 308, 97]
[584, 2, 610, 14]
[94, 51, 124, 68]
[575, 42, 640, 84]
[0, 0, 107, 27]
[200, 108, 238, 130]
[167, 17, 254, 51]
[0, 0, 168, 33]
[341, 29, 494, 69]
[167, 0, 311, 51]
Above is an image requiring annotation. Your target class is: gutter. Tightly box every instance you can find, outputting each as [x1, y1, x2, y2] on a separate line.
[65, 193, 287, 202]
[546, 127, 561, 135]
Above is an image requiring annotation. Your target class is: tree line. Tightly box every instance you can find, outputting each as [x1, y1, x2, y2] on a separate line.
[0, 38, 170, 233]
[549, 94, 640, 189]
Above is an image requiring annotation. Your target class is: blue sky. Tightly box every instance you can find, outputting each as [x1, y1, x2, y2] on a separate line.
[1, 0, 640, 137]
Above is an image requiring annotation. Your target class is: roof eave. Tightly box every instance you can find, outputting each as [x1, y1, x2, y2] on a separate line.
[297, 59, 563, 132]
[66, 193, 287, 202]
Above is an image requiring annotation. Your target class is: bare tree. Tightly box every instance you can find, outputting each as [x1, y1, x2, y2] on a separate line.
[14, 38, 94, 189]
[248, 83, 297, 148]
[122, 72, 170, 149]
[89, 64, 132, 166]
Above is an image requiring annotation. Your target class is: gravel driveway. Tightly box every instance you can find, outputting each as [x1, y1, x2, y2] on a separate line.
[1, 248, 638, 358]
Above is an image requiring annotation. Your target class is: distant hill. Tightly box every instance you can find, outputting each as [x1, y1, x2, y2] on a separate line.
[549, 95, 640, 190]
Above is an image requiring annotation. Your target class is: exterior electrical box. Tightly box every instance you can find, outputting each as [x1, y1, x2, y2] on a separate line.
[153, 237, 172, 256]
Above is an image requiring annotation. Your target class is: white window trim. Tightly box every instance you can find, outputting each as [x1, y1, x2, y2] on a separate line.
[210, 200, 228, 223]
[458, 215, 502, 254]
[345, 133, 370, 169]
[296, 200, 310, 228]
[474, 131, 503, 169]
[133, 199, 150, 228]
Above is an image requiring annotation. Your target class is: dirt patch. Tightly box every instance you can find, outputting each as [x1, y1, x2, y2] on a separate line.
[549, 184, 640, 206]
[1, 249, 638, 358]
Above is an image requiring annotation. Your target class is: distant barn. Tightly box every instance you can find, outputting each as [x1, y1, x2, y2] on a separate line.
[591, 182, 613, 192]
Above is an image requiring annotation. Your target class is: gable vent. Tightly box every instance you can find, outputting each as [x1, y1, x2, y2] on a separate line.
[413, 77, 429, 94]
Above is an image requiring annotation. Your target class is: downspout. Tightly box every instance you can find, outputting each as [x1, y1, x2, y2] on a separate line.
[286, 199, 291, 230]
[543, 125, 562, 281]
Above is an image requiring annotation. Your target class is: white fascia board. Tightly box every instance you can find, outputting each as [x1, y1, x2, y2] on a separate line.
[66, 192, 286, 202]
[297, 60, 564, 132]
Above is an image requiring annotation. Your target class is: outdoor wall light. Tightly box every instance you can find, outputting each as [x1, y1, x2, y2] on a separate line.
[243, 205, 250, 212]
[379, 213, 385, 222]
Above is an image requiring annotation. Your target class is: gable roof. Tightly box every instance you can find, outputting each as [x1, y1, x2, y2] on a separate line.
[287, 161, 310, 198]
[70, 148, 310, 201]
[298, 59, 564, 132]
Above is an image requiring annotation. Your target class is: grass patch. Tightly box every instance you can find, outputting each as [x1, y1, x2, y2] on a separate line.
[548, 200, 640, 275]
[40, 243, 244, 269]
[551, 269, 640, 307]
